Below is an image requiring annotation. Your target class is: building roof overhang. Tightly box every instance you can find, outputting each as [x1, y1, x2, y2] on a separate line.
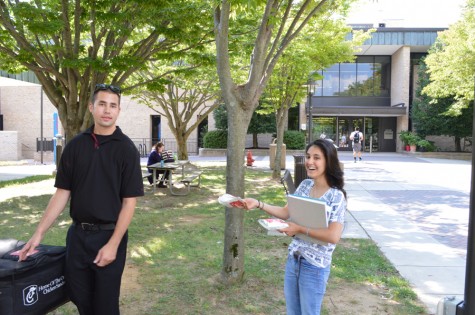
[311, 105, 407, 117]
[350, 27, 446, 55]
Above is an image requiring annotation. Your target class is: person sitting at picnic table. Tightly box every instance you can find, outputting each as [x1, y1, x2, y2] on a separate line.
[147, 142, 170, 188]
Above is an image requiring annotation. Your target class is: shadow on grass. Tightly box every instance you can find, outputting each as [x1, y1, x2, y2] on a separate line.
[0, 166, 427, 315]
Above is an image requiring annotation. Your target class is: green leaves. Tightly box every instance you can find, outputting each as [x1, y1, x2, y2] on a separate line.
[423, 0, 475, 110]
[412, 59, 473, 144]
[0, 0, 216, 137]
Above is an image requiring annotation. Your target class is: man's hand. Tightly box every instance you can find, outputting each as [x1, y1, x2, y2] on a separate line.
[17, 234, 43, 262]
[93, 243, 118, 267]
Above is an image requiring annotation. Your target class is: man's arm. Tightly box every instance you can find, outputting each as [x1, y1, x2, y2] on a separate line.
[93, 197, 136, 267]
[18, 188, 71, 261]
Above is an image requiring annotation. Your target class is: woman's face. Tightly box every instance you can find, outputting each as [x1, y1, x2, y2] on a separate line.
[305, 145, 327, 180]
[158, 146, 164, 152]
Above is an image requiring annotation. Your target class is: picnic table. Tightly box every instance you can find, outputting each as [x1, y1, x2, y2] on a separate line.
[147, 160, 202, 195]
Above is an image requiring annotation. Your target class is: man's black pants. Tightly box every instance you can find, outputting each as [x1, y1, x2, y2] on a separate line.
[65, 224, 127, 315]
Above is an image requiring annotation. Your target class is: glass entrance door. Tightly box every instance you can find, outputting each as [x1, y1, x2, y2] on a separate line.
[365, 117, 379, 152]
[337, 117, 363, 151]
[311, 116, 384, 151]
[338, 118, 350, 149]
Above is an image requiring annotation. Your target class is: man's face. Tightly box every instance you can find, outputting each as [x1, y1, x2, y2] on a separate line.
[89, 90, 121, 134]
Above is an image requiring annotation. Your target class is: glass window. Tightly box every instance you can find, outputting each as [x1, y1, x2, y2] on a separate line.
[375, 56, 390, 96]
[316, 56, 391, 97]
[356, 56, 374, 96]
[313, 76, 323, 96]
[339, 63, 357, 96]
[322, 64, 339, 96]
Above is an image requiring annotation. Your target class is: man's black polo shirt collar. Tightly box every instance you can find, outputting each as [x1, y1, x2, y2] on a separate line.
[83, 125, 124, 149]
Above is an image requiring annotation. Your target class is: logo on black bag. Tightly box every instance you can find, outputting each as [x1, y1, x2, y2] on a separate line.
[23, 285, 39, 306]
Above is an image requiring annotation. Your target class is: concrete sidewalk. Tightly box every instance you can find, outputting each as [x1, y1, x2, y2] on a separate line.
[341, 153, 468, 314]
[0, 161, 55, 181]
[0, 153, 471, 314]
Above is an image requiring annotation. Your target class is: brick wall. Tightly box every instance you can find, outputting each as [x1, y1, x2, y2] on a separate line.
[0, 80, 58, 160]
[0, 131, 20, 160]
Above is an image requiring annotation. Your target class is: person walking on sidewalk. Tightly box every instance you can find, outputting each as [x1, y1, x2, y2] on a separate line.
[18, 84, 144, 315]
[237, 139, 347, 315]
[350, 127, 364, 162]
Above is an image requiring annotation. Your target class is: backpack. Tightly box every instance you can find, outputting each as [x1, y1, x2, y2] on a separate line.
[353, 131, 360, 143]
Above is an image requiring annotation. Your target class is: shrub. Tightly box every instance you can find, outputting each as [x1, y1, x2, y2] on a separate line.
[203, 130, 227, 148]
[399, 131, 420, 145]
[417, 139, 437, 152]
[283, 130, 306, 149]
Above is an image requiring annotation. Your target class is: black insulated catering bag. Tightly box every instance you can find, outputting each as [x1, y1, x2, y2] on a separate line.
[0, 238, 69, 315]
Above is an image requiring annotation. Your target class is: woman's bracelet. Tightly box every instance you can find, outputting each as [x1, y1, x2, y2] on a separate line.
[257, 200, 263, 210]
[306, 227, 310, 236]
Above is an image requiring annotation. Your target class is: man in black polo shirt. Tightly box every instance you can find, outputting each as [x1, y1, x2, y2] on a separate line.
[18, 84, 144, 314]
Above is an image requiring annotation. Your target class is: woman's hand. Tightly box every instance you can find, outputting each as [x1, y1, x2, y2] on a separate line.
[278, 221, 303, 237]
[240, 198, 259, 211]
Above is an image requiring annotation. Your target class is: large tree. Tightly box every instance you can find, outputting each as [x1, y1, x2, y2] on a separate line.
[0, 0, 211, 139]
[213, 0, 355, 284]
[412, 60, 473, 151]
[132, 63, 221, 160]
[423, 0, 475, 113]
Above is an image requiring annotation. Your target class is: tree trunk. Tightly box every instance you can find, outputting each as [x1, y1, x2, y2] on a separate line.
[455, 136, 462, 152]
[176, 132, 189, 160]
[221, 95, 254, 284]
[252, 133, 258, 148]
[63, 114, 86, 142]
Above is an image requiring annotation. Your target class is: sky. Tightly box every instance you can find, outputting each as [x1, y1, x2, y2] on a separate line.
[345, 0, 467, 28]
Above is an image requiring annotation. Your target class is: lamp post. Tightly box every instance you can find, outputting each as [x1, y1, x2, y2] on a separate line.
[307, 82, 313, 143]
[55, 134, 63, 171]
[457, 76, 475, 314]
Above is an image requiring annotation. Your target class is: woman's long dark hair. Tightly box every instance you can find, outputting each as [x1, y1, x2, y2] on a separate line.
[306, 139, 346, 199]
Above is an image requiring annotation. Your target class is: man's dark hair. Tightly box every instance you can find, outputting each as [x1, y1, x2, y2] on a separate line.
[91, 84, 122, 103]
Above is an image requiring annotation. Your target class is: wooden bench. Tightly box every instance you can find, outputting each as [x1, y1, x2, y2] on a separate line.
[169, 163, 202, 196]
[142, 170, 151, 184]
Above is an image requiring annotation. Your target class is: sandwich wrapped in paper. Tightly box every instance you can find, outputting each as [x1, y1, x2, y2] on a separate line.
[218, 194, 245, 208]
[258, 218, 289, 230]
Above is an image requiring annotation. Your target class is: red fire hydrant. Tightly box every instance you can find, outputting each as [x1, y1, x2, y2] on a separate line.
[246, 150, 255, 166]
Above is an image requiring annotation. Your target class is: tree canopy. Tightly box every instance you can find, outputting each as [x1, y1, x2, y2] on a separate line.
[0, 0, 212, 138]
[423, 0, 475, 113]
[412, 60, 473, 151]
[131, 60, 221, 159]
[261, 19, 371, 178]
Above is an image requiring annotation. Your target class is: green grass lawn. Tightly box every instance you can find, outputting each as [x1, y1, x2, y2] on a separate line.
[0, 167, 427, 314]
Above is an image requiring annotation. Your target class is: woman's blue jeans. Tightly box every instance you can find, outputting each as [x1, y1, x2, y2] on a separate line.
[284, 254, 331, 315]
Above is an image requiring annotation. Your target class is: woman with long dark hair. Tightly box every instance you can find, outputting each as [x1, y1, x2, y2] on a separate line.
[240, 139, 346, 315]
